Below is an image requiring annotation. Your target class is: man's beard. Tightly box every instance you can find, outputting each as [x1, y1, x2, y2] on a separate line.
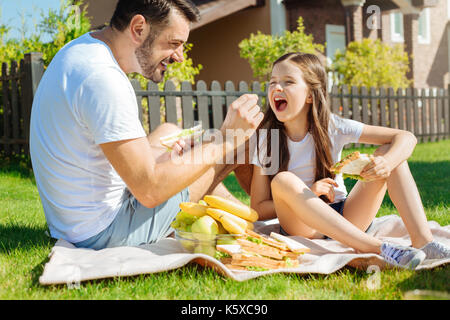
[135, 33, 167, 83]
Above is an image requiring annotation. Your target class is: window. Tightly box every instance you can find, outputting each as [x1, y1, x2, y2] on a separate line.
[390, 12, 404, 43]
[325, 25, 346, 90]
[418, 8, 430, 44]
[448, 0, 450, 19]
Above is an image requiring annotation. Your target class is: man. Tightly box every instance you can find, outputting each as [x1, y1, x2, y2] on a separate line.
[30, 0, 262, 250]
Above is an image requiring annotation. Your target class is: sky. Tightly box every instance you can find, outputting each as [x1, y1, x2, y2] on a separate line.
[0, 0, 62, 41]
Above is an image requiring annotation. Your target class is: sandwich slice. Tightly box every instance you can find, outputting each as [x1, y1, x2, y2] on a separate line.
[159, 124, 203, 150]
[269, 232, 311, 254]
[331, 151, 374, 180]
[215, 230, 310, 271]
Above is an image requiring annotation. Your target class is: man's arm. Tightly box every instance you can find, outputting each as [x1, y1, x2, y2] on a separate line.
[101, 135, 230, 208]
[100, 94, 263, 208]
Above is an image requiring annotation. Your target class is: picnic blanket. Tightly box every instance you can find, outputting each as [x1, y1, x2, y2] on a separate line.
[39, 215, 450, 285]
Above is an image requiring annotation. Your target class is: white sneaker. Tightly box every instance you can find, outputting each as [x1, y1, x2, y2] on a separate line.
[380, 242, 426, 270]
[420, 241, 450, 260]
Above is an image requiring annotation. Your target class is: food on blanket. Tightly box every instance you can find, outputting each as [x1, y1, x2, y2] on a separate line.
[216, 234, 238, 245]
[204, 195, 259, 222]
[191, 215, 219, 241]
[206, 208, 250, 234]
[215, 230, 308, 271]
[179, 202, 208, 217]
[331, 151, 374, 180]
[159, 124, 203, 150]
[216, 220, 230, 235]
[175, 229, 241, 256]
[174, 195, 260, 257]
[269, 232, 311, 254]
[178, 233, 196, 251]
[218, 213, 247, 235]
[194, 243, 216, 256]
[170, 210, 198, 231]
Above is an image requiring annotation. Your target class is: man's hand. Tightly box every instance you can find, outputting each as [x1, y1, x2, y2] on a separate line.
[220, 94, 264, 136]
[311, 178, 338, 203]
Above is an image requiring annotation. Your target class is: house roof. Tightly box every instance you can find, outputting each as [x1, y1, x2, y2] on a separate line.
[283, 0, 438, 12]
[191, 0, 264, 30]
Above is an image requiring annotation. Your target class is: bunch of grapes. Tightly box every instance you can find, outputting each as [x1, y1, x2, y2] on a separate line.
[170, 210, 198, 232]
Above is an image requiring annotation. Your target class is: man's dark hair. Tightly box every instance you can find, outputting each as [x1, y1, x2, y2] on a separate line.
[110, 0, 200, 31]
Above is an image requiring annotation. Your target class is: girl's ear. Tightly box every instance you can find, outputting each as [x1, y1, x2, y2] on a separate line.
[306, 94, 313, 104]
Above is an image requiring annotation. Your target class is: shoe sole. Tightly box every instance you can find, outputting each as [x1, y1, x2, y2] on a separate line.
[405, 251, 426, 270]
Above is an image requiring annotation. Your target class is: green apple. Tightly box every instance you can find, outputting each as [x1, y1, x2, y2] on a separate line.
[179, 239, 195, 252]
[191, 215, 219, 241]
[194, 244, 216, 257]
[217, 235, 237, 245]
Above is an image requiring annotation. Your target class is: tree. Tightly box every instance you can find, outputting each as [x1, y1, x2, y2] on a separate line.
[0, 0, 202, 85]
[238, 17, 324, 81]
[331, 38, 411, 89]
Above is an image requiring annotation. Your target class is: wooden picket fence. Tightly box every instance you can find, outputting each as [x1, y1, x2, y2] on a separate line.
[0, 53, 44, 156]
[131, 79, 265, 133]
[133, 79, 450, 145]
[1, 52, 449, 156]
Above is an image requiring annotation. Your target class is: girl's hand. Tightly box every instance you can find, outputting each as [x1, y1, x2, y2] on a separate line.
[360, 156, 391, 181]
[311, 178, 338, 203]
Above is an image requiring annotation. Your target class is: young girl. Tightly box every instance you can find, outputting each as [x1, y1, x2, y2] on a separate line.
[250, 52, 449, 269]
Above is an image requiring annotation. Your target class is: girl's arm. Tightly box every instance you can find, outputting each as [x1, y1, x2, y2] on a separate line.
[357, 125, 417, 179]
[250, 165, 277, 220]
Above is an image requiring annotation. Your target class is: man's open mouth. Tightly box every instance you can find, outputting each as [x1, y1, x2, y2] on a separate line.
[273, 96, 288, 112]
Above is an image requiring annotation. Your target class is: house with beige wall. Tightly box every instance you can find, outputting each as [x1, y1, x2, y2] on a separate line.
[83, 0, 450, 89]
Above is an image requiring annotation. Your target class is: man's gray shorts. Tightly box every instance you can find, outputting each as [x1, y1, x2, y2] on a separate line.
[73, 188, 189, 250]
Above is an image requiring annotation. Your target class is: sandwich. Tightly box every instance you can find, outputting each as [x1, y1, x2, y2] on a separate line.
[215, 230, 310, 271]
[159, 124, 204, 150]
[331, 151, 374, 180]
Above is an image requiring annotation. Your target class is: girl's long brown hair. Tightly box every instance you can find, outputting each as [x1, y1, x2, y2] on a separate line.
[258, 52, 335, 185]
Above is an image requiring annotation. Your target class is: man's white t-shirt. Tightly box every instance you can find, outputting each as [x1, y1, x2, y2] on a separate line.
[30, 33, 147, 243]
[252, 114, 364, 203]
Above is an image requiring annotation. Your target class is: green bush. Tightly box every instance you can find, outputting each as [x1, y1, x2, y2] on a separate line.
[0, 0, 202, 132]
[238, 17, 324, 81]
[0, 0, 202, 85]
[331, 38, 411, 89]
[0, 0, 91, 67]
[38, 0, 92, 67]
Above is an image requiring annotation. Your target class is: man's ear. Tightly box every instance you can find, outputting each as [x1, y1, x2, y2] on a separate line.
[128, 14, 149, 45]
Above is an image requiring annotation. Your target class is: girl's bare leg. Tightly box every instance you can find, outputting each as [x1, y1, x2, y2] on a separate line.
[343, 144, 433, 248]
[271, 171, 382, 253]
[387, 161, 433, 248]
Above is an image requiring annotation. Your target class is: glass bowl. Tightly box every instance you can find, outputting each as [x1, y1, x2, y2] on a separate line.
[174, 229, 242, 256]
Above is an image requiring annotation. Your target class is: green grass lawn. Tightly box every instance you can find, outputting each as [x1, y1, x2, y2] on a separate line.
[0, 140, 449, 300]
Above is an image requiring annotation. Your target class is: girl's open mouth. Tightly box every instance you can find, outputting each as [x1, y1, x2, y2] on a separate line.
[274, 97, 288, 112]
